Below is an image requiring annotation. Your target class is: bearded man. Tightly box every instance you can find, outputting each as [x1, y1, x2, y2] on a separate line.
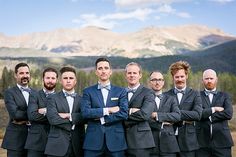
[25, 67, 58, 157]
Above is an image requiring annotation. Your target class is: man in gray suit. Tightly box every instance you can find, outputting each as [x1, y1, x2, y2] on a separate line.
[124, 62, 156, 157]
[196, 69, 234, 157]
[165, 61, 202, 157]
[45, 67, 85, 157]
[1, 62, 33, 157]
[149, 71, 180, 157]
[25, 67, 58, 157]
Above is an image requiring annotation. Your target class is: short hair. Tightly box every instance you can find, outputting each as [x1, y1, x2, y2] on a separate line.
[43, 67, 58, 78]
[60, 67, 76, 75]
[149, 71, 162, 77]
[95, 57, 111, 69]
[169, 61, 190, 76]
[125, 62, 142, 74]
[15, 62, 29, 74]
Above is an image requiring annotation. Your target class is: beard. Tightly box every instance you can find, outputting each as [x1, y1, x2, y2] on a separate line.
[205, 82, 215, 90]
[44, 82, 56, 91]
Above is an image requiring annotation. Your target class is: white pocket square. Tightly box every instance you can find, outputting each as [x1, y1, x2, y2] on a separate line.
[111, 97, 119, 101]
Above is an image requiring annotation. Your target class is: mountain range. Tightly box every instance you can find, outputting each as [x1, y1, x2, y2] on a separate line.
[0, 24, 235, 58]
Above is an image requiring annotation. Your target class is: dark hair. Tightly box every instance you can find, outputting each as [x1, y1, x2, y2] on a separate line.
[60, 67, 76, 75]
[95, 57, 111, 69]
[15, 62, 29, 74]
[43, 67, 58, 78]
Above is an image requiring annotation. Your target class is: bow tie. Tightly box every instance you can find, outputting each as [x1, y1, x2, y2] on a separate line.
[156, 94, 163, 100]
[21, 87, 31, 93]
[127, 88, 136, 94]
[204, 90, 217, 96]
[64, 92, 77, 98]
[174, 88, 185, 95]
[45, 92, 55, 97]
[97, 84, 111, 90]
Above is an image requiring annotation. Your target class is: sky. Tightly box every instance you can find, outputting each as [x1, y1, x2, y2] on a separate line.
[0, 0, 235, 36]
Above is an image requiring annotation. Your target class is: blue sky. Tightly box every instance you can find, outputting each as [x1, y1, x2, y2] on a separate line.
[0, 0, 235, 36]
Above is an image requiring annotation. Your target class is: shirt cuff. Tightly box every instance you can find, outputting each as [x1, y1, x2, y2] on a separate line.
[69, 113, 72, 121]
[100, 117, 105, 125]
[103, 108, 109, 116]
[156, 114, 159, 121]
[211, 107, 216, 114]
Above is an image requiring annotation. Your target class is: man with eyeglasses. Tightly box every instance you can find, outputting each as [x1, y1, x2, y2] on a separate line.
[149, 71, 180, 157]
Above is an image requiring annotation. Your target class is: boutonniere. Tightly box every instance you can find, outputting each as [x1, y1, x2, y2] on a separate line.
[111, 97, 119, 101]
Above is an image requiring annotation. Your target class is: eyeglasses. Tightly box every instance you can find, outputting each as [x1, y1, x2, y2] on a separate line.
[150, 78, 164, 82]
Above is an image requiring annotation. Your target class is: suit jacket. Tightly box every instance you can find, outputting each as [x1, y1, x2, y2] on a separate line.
[25, 89, 50, 151]
[149, 93, 180, 153]
[44, 91, 85, 157]
[196, 90, 234, 148]
[124, 85, 156, 149]
[81, 84, 128, 152]
[166, 87, 202, 151]
[1, 86, 34, 151]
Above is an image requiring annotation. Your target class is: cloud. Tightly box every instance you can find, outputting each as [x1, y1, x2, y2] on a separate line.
[157, 4, 175, 13]
[72, 8, 153, 29]
[115, 0, 190, 8]
[209, 0, 234, 3]
[176, 12, 191, 18]
[157, 4, 191, 18]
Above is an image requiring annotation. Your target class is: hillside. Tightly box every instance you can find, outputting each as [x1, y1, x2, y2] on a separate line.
[0, 40, 235, 74]
[0, 25, 235, 58]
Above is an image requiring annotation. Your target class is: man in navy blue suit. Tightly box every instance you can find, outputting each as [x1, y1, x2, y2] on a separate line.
[81, 57, 128, 157]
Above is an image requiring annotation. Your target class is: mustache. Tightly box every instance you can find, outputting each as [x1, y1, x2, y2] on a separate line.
[176, 81, 184, 84]
[21, 77, 29, 82]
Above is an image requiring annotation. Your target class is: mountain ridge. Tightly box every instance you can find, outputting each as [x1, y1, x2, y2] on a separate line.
[0, 24, 235, 58]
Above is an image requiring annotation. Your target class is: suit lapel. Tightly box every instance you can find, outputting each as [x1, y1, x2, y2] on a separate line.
[201, 91, 211, 107]
[95, 84, 105, 107]
[105, 85, 113, 107]
[58, 91, 70, 112]
[211, 92, 220, 107]
[158, 95, 166, 110]
[179, 87, 190, 106]
[72, 94, 79, 113]
[129, 85, 143, 105]
[14, 86, 27, 105]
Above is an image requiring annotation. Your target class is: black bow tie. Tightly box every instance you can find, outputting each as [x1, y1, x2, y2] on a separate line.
[97, 84, 111, 90]
[204, 90, 217, 96]
[21, 87, 31, 93]
[156, 94, 163, 100]
[174, 88, 185, 95]
[64, 92, 77, 98]
[127, 88, 136, 94]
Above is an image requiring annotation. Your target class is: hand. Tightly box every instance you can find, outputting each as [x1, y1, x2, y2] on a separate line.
[58, 113, 70, 119]
[129, 108, 140, 114]
[38, 108, 47, 115]
[151, 112, 157, 119]
[214, 107, 224, 112]
[108, 106, 120, 114]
